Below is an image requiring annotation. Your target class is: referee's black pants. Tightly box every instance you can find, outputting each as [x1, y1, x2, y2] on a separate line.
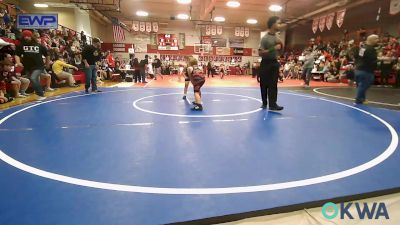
[259, 60, 280, 107]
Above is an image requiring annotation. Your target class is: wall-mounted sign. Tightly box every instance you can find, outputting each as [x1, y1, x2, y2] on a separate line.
[201, 36, 212, 45]
[179, 33, 185, 49]
[233, 47, 244, 55]
[158, 34, 179, 51]
[17, 14, 58, 29]
[102, 43, 134, 53]
[211, 37, 227, 47]
[229, 38, 244, 48]
[216, 47, 231, 56]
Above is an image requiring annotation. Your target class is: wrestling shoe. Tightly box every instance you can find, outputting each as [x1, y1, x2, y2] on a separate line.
[269, 105, 284, 111]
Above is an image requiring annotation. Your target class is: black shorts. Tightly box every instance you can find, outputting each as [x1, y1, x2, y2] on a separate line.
[191, 75, 205, 92]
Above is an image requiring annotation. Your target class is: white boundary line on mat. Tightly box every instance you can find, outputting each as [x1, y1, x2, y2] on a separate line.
[0, 89, 397, 195]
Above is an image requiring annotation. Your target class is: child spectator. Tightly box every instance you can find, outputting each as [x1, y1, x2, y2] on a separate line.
[0, 59, 14, 103]
[4, 57, 30, 97]
[52, 55, 79, 87]
[394, 58, 400, 88]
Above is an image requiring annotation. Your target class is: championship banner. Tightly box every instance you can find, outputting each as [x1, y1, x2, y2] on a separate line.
[244, 27, 250, 37]
[240, 27, 245, 37]
[152, 22, 159, 33]
[205, 25, 211, 35]
[145, 22, 152, 32]
[319, 16, 326, 32]
[217, 25, 223, 35]
[336, 9, 346, 28]
[150, 32, 158, 49]
[312, 18, 319, 33]
[326, 13, 335, 30]
[235, 27, 240, 37]
[211, 25, 217, 36]
[179, 33, 185, 49]
[390, 0, 400, 15]
[139, 22, 146, 32]
[132, 21, 139, 32]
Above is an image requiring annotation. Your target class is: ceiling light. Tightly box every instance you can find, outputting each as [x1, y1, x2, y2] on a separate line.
[269, 4, 283, 12]
[214, 16, 225, 22]
[177, 0, 191, 4]
[177, 14, 190, 20]
[136, 11, 149, 17]
[247, 19, 258, 24]
[34, 3, 48, 8]
[226, 1, 240, 8]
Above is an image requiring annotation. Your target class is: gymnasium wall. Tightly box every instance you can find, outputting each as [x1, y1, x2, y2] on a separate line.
[99, 22, 263, 64]
[14, 3, 265, 65]
[286, 0, 400, 50]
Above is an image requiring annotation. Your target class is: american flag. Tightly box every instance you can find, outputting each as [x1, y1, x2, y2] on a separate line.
[112, 17, 125, 42]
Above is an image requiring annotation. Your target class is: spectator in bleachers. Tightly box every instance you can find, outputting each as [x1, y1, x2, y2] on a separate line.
[219, 64, 225, 79]
[283, 61, 292, 79]
[15, 30, 50, 100]
[379, 50, 395, 87]
[147, 57, 154, 79]
[97, 61, 108, 81]
[82, 37, 102, 93]
[52, 54, 79, 87]
[355, 35, 379, 104]
[395, 58, 400, 88]
[106, 50, 115, 75]
[301, 49, 315, 87]
[41, 69, 55, 92]
[2, 58, 28, 98]
[139, 55, 149, 83]
[325, 64, 340, 83]
[73, 52, 82, 68]
[153, 55, 163, 80]
[0, 69, 10, 104]
[132, 58, 140, 83]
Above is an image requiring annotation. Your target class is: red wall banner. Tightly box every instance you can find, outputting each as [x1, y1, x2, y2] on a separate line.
[147, 45, 253, 56]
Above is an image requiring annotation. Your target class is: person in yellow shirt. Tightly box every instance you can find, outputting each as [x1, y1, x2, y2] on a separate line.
[52, 55, 79, 87]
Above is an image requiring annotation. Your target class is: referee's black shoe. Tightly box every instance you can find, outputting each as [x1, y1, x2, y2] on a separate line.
[269, 105, 284, 111]
[260, 104, 268, 109]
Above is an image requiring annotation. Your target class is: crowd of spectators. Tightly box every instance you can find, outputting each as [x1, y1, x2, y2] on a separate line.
[279, 34, 400, 88]
[0, 7, 151, 103]
[0, 7, 100, 103]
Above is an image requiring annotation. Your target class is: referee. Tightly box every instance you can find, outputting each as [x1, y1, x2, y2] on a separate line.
[258, 16, 284, 111]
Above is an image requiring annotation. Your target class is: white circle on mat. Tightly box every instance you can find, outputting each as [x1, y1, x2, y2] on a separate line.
[133, 92, 262, 118]
[0, 89, 397, 195]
